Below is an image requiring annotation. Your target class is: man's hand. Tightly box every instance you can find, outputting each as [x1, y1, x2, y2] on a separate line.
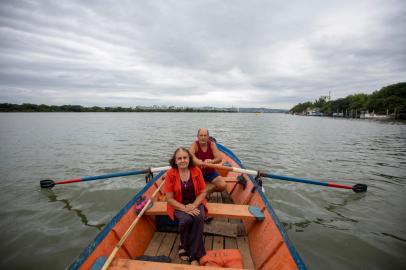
[195, 159, 204, 167]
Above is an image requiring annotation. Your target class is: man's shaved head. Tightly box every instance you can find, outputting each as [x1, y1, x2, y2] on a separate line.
[197, 128, 209, 136]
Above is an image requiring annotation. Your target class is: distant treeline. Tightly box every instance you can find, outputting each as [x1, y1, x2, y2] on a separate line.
[0, 104, 234, 112]
[0, 103, 288, 113]
[290, 82, 406, 118]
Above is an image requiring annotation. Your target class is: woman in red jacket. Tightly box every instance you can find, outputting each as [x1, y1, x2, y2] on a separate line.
[164, 147, 207, 266]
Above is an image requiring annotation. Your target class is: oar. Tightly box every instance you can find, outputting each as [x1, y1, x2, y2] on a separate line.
[204, 163, 367, 193]
[101, 179, 166, 270]
[40, 166, 171, 189]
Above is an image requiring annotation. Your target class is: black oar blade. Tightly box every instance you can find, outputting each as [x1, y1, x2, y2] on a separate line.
[352, 184, 367, 193]
[40, 179, 55, 189]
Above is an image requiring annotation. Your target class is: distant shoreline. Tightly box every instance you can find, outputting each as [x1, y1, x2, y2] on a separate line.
[289, 82, 405, 120]
[0, 111, 287, 113]
[0, 103, 288, 113]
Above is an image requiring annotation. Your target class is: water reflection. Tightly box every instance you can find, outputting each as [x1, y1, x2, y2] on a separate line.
[283, 193, 366, 233]
[283, 220, 312, 232]
[324, 195, 365, 223]
[41, 189, 105, 230]
[381, 232, 406, 243]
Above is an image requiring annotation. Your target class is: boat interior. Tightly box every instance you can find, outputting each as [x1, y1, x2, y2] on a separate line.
[78, 154, 301, 270]
[128, 189, 256, 269]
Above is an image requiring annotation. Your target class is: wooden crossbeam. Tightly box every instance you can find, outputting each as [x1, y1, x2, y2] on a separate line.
[146, 202, 263, 221]
[111, 259, 248, 270]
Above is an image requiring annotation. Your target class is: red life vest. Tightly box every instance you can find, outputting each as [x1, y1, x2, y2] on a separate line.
[200, 249, 243, 268]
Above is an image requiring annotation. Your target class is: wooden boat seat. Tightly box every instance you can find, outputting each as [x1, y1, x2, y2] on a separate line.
[110, 258, 249, 269]
[146, 202, 265, 221]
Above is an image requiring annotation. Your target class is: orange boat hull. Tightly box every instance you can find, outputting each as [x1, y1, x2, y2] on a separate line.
[69, 143, 306, 270]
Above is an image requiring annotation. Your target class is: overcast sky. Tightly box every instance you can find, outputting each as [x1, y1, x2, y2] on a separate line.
[0, 0, 405, 109]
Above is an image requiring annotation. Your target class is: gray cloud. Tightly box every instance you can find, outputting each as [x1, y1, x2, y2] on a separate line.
[0, 0, 405, 109]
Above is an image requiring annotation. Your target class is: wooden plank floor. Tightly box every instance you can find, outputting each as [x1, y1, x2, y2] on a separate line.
[142, 192, 254, 269]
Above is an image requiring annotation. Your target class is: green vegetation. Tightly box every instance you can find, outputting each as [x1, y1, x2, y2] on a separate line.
[290, 82, 406, 119]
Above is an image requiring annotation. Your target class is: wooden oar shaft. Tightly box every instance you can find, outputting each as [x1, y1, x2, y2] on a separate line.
[59, 169, 150, 184]
[41, 166, 171, 189]
[203, 163, 258, 176]
[101, 179, 166, 270]
[204, 163, 365, 192]
[150, 166, 171, 173]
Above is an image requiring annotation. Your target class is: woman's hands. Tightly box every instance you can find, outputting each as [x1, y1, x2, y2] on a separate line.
[184, 203, 200, 216]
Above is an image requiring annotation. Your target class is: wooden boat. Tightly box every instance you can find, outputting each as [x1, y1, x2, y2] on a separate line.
[68, 143, 307, 270]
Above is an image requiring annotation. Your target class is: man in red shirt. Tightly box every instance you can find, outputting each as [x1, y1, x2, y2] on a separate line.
[189, 128, 227, 196]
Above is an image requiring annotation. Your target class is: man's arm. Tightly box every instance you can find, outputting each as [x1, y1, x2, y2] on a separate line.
[189, 142, 203, 166]
[210, 143, 223, 164]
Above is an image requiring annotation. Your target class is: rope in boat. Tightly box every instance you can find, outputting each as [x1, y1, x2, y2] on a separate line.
[101, 178, 166, 270]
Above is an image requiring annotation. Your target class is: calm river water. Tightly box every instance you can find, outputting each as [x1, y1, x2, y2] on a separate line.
[0, 113, 405, 270]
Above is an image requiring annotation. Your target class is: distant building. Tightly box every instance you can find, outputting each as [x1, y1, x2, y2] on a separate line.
[359, 111, 389, 119]
[332, 112, 344, 117]
[306, 107, 323, 116]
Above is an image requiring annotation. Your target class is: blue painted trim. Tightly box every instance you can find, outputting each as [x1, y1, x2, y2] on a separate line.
[217, 143, 242, 164]
[90, 256, 106, 270]
[68, 171, 166, 270]
[263, 172, 329, 186]
[216, 142, 307, 270]
[80, 169, 149, 182]
[223, 161, 232, 167]
[248, 206, 265, 221]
